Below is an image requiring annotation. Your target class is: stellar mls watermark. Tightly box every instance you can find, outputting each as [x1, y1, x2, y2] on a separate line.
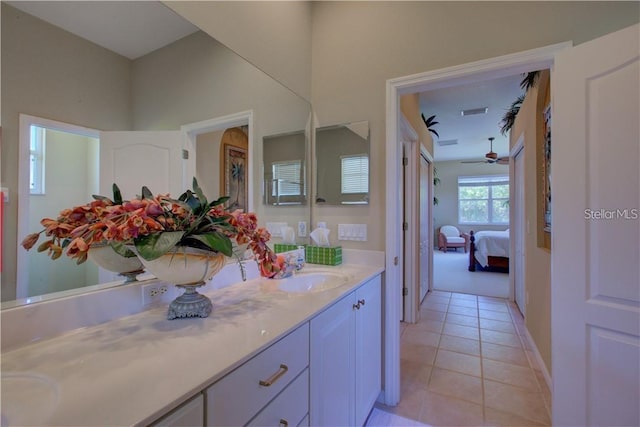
[584, 208, 639, 220]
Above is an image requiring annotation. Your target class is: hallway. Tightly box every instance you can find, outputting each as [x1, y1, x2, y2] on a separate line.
[378, 291, 551, 426]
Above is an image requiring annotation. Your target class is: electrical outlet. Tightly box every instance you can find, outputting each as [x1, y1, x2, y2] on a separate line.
[142, 283, 168, 305]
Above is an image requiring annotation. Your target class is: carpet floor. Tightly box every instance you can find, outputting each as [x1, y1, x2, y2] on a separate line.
[433, 249, 509, 298]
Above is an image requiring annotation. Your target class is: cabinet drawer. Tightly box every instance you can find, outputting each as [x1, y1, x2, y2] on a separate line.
[207, 324, 309, 427]
[247, 369, 308, 427]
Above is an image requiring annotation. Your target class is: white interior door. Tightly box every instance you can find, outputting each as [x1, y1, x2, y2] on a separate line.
[553, 23, 639, 426]
[100, 131, 186, 282]
[513, 146, 525, 316]
[100, 131, 185, 199]
[419, 153, 430, 303]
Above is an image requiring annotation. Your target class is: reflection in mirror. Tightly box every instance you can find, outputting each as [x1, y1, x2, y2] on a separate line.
[1, 2, 311, 306]
[263, 131, 307, 206]
[315, 121, 370, 205]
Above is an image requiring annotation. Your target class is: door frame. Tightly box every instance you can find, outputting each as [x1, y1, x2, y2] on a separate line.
[510, 134, 525, 314]
[181, 110, 254, 212]
[16, 114, 101, 299]
[401, 114, 419, 323]
[384, 41, 571, 405]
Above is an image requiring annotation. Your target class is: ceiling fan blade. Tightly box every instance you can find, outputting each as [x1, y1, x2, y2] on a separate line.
[461, 160, 488, 164]
[496, 157, 509, 165]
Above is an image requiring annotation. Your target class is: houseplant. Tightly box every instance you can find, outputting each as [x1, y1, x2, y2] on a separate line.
[22, 178, 286, 319]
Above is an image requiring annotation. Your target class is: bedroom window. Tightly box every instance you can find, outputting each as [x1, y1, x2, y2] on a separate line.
[268, 160, 306, 205]
[458, 175, 509, 224]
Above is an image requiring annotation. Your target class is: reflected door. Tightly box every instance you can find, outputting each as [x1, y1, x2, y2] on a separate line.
[100, 131, 185, 282]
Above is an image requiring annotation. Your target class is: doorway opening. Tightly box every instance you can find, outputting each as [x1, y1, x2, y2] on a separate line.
[384, 41, 570, 406]
[17, 115, 101, 299]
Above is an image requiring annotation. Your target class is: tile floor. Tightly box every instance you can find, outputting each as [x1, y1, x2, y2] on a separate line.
[377, 291, 552, 426]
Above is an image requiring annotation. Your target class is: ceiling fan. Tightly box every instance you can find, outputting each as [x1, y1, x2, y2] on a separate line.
[461, 137, 509, 165]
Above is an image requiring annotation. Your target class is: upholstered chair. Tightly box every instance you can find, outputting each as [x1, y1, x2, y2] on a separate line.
[438, 225, 469, 252]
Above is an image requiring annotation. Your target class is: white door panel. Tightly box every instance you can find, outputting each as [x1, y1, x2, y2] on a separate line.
[419, 155, 429, 302]
[553, 23, 639, 426]
[100, 131, 184, 199]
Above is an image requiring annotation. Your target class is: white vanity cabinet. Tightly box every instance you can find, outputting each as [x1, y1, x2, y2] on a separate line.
[309, 275, 382, 426]
[206, 323, 309, 427]
[149, 393, 204, 427]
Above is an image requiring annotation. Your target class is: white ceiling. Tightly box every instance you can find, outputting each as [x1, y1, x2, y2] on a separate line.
[6, 1, 199, 60]
[419, 74, 525, 162]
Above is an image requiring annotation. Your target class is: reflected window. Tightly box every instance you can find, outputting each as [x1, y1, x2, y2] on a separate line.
[30, 125, 46, 195]
[341, 154, 368, 194]
[272, 160, 305, 197]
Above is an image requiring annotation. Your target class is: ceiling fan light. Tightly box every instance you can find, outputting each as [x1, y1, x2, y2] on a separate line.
[461, 107, 488, 116]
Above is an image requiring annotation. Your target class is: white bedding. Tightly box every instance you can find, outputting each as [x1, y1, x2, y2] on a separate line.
[473, 230, 510, 267]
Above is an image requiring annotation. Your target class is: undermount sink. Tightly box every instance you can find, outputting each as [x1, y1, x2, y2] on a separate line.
[277, 272, 349, 293]
[1, 372, 59, 426]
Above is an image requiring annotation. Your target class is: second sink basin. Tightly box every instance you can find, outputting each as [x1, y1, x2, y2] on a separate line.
[277, 272, 349, 293]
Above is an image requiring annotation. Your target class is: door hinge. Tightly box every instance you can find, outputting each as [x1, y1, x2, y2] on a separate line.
[403, 288, 408, 296]
[402, 222, 408, 231]
[393, 256, 398, 266]
[182, 149, 189, 160]
[402, 157, 408, 166]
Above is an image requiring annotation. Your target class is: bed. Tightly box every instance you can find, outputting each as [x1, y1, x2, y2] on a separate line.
[468, 229, 510, 273]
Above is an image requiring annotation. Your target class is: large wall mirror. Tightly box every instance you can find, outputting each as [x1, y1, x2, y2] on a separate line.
[1, 1, 311, 305]
[315, 121, 370, 205]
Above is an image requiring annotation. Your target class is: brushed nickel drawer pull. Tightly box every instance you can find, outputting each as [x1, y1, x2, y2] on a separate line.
[259, 364, 288, 387]
[358, 299, 365, 306]
[353, 303, 360, 310]
[279, 419, 289, 427]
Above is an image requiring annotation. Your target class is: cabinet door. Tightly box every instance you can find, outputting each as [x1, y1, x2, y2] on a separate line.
[355, 275, 382, 426]
[310, 293, 356, 426]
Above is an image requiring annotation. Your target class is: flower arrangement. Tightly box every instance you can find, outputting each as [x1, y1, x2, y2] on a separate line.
[22, 178, 286, 279]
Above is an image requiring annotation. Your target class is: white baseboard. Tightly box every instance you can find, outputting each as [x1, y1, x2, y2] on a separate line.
[524, 327, 552, 392]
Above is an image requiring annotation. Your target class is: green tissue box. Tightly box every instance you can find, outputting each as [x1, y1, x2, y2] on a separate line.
[305, 245, 342, 266]
[274, 243, 303, 253]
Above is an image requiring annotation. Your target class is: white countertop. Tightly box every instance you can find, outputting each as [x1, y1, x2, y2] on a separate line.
[0, 263, 383, 427]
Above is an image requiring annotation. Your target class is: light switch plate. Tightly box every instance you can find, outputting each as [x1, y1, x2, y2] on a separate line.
[298, 221, 307, 237]
[266, 222, 288, 237]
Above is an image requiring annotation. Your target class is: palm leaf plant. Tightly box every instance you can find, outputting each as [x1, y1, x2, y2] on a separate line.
[421, 113, 440, 138]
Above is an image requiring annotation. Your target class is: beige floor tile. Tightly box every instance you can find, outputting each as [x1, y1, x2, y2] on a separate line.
[428, 367, 483, 404]
[481, 342, 530, 367]
[445, 313, 479, 328]
[423, 301, 448, 313]
[451, 293, 477, 301]
[403, 327, 441, 347]
[478, 309, 512, 322]
[478, 301, 509, 313]
[434, 349, 481, 377]
[449, 298, 478, 309]
[388, 386, 426, 422]
[484, 379, 551, 425]
[484, 407, 549, 426]
[439, 334, 480, 356]
[482, 358, 540, 391]
[480, 329, 522, 348]
[420, 390, 484, 427]
[419, 309, 447, 322]
[401, 358, 432, 390]
[479, 318, 516, 334]
[447, 305, 478, 317]
[414, 319, 444, 334]
[443, 323, 479, 340]
[431, 290, 451, 297]
[401, 342, 438, 366]
[424, 295, 450, 305]
[477, 295, 507, 304]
